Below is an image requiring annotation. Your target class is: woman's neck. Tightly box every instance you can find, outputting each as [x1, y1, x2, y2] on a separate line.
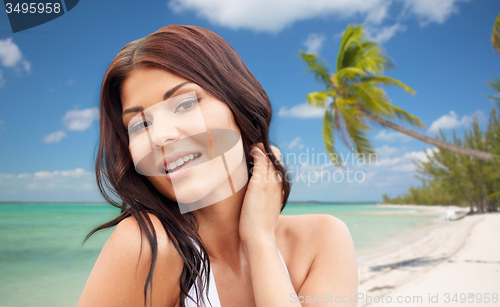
[193, 184, 248, 264]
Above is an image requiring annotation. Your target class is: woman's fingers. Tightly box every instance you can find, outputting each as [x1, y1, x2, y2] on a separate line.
[270, 145, 281, 161]
[249, 144, 266, 183]
[250, 143, 283, 183]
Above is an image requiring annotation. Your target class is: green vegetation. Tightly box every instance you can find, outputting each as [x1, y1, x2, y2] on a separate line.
[382, 107, 500, 213]
[299, 24, 493, 166]
[486, 79, 500, 201]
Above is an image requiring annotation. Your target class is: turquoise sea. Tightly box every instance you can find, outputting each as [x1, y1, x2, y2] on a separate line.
[0, 202, 440, 307]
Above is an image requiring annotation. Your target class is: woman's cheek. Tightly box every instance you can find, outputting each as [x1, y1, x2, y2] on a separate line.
[200, 100, 235, 131]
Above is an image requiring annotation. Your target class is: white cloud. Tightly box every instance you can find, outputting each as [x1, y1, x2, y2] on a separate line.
[21, 60, 30, 73]
[387, 147, 438, 171]
[365, 23, 407, 43]
[403, 147, 438, 163]
[33, 168, 90, 180]
[43, 130, 67, 143]
[43, 107, 99, 144]
[0, 38, 31, 87]
[304, 33, 326, 53]
[401, 0, 470, 26]
[373, 147, 437, 172]
[428, 110, 485, 134]
[168, 0, 392, 33]
[393, 163, 417, 172]
[0, 38, 22, 67]
[26, 168, 92, 191]
[374, 129, 412, 142]
[377, 156, 402, 167]
[375, 145, 399, 156]
[62, 107, 99, 131]
[365, 3, 389, 24]
[278, 103, 325, 119]
[288, 137, 305, 150]
[0, 168, 95, 194]
[167, 0, 468, 33]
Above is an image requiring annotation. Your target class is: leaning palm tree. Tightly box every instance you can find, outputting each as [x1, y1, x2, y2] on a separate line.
[299, 24, 493, 167]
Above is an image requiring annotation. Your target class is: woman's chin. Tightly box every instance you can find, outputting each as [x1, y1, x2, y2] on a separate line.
[175, 190, 210, 204]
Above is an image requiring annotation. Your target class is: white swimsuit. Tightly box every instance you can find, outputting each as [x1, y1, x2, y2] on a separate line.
[184, 242, 290, 307]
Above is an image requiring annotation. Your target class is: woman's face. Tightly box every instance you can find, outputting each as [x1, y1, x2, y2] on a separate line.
[120, 66, 247, 211]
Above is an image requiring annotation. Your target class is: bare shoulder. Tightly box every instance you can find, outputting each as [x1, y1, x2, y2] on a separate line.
[78, 213, 184, 307]
[277, 213, 352, 245]
[276, 214, 357, 295]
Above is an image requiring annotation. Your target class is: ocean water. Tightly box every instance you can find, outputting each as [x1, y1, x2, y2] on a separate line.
[0, 202, 439, 307]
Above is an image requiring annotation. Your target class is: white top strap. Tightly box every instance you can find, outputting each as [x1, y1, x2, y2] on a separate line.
[185, 239, 291, 307]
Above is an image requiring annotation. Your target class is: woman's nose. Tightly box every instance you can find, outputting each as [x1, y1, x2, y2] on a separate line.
[150, 119, 180, 148]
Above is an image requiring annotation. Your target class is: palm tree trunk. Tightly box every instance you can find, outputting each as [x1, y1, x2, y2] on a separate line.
[360, 109, 494, 161]
[468, 201, 474, 215]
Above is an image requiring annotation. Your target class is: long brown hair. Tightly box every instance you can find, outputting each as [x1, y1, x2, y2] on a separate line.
[85, 24, 291, 307]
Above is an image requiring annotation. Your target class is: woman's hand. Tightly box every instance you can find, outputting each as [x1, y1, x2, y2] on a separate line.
[239, 143, 283, 245]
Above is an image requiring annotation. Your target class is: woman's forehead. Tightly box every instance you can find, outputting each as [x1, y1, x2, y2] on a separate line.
[120, 67, 192, 111]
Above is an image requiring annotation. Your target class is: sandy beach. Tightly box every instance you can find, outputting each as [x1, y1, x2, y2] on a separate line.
[356, 204, 500, 307]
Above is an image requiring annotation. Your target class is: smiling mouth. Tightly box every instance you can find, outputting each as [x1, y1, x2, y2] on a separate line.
[165, 152, 202, 174]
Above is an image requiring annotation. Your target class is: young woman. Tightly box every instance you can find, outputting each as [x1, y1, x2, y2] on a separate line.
[77, 24, 358, 307]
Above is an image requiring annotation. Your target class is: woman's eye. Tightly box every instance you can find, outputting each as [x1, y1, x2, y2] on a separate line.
[130, 120, 152, 133]
[175, 98, 198, 113]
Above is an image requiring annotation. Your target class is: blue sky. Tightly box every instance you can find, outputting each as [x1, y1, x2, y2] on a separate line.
[0, 0, 499, 202]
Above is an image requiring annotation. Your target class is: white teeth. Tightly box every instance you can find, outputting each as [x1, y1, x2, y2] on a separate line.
[165, 153, 200, 172]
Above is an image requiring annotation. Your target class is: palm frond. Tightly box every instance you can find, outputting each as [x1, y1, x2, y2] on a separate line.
[323, 103, 344, 167]
[349, 83, 390, 117]
[354, 42, 393, 74]
[492, 12, 500, 55]
[337, 24, 393, 74]
[306, 91, 332, 108]
[336, 98, 375, 154]
[359, 76, 416, 95]
[377, 100, 426, 128]
[336, 67, 366, 85]
[337, 24, 364, 71]
[298, 50, 332, 88]
[333, 102, 352, 150]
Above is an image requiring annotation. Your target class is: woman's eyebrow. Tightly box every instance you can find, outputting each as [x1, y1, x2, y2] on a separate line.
[163, 81, 192, 101]
[122, 106, 144, 117]
[121, 81, 193, 117]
